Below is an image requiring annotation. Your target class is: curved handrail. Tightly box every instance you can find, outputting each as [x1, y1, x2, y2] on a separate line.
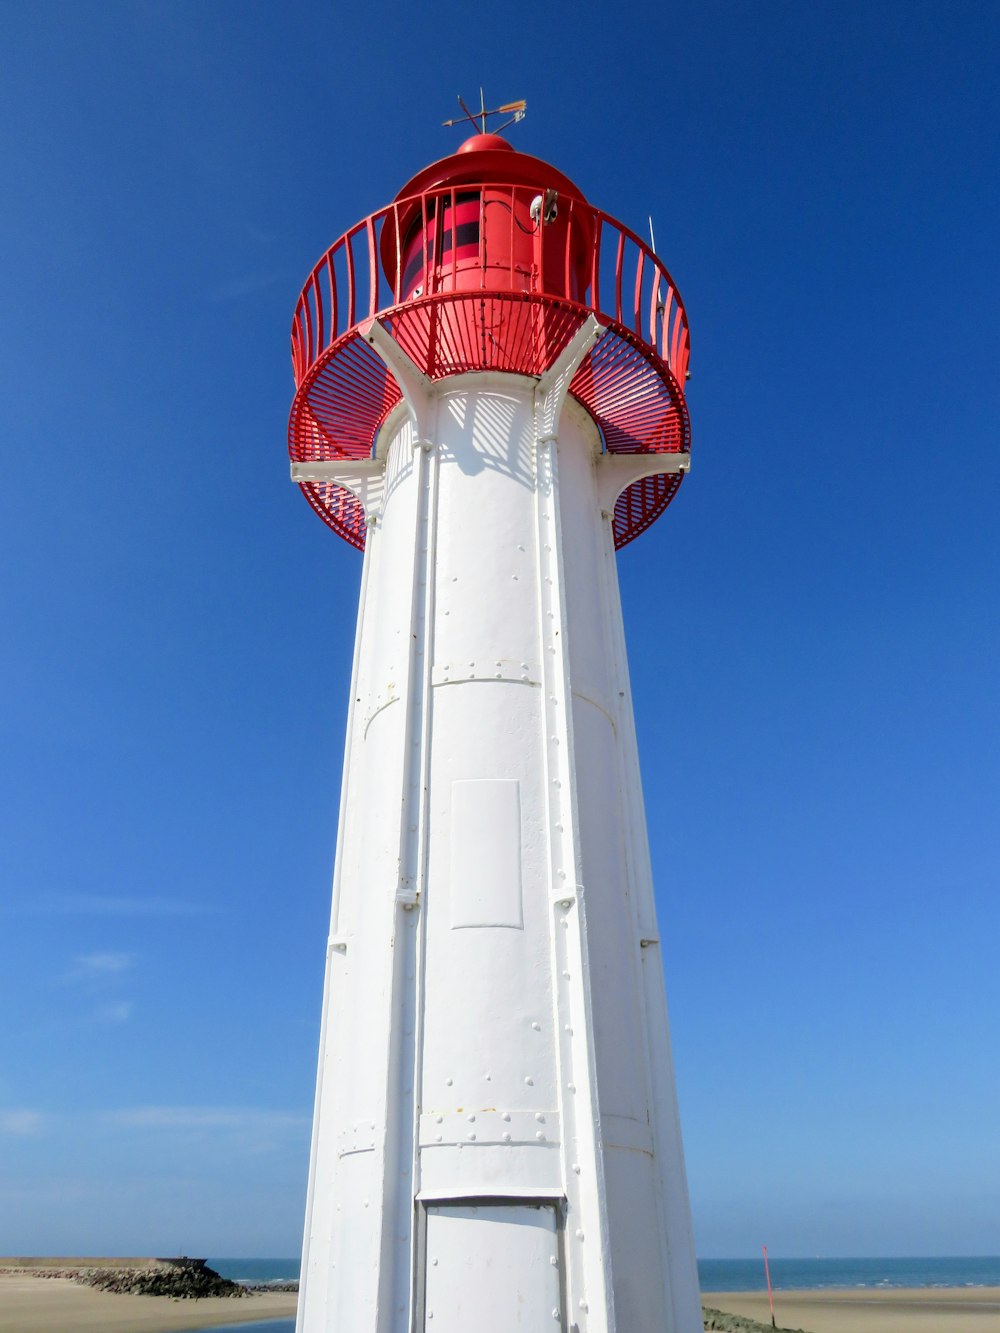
[290, 185, 690, 396]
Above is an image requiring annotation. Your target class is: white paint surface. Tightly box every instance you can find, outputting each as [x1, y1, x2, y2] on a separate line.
[424, 1203, 561, 1331]
[449, 779, 523, 929]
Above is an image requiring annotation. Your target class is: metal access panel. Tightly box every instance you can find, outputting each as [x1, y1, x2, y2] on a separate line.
[422, 1201, 564, 1331]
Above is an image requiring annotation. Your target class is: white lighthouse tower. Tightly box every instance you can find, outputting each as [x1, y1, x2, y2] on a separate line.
[287, 118, 702, 1333]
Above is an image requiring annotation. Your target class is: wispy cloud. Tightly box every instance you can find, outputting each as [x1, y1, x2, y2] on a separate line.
[104, 1106, 307, 1132]
[63, 952, 137, 984]
[56, 953, 136, 1023]
[100, 1105, 308, 1155]
[2, 1106, 308, 1155]
[0, 1109, 45, 1136]
[93, 1001, 133, 1024]
[32, 893, 209, 917]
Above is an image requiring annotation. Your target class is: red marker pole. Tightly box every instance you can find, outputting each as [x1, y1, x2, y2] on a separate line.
[762, 1244, 776, 1329]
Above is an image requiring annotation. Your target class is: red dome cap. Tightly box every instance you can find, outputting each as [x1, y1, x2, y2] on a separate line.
[390, 137, 589, 207]
[457, 132, 515, 155]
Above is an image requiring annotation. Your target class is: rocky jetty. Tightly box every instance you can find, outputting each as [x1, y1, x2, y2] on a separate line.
[0, 1256, 248, 1299]
[84, 1258, 248, 1299]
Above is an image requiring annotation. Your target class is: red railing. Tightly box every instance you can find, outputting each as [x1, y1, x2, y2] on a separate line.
[290, 184, 690, 395]
[288, 182, 692, 550]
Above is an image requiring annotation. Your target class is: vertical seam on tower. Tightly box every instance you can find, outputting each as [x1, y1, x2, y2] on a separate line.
[374, 419, 432, 1333]
[407, 430, 439, 1330]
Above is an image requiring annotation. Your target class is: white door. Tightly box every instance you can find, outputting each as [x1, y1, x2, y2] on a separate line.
[423, 1202, 563, 1331]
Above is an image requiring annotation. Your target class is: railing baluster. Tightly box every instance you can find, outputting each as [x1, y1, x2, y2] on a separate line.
[615, 230, 626, 325]
[659, 287, 674, 363]
[677, 323, 690, 383]
[291, 316, 302, 382]
[633, 248, 644, 339]
[421, 193, 430, 296]
[648, 266, 660, 350]
[590, 219, 601, 313]
[313, 269, 324, 355]
[670, 298, 682, 375]
[367, 216, 378, 320]
[393, 204, 402, 304]
[327, 249, 338, 343]
[302, 289, 314, 370]
[345, 230, 356, 330]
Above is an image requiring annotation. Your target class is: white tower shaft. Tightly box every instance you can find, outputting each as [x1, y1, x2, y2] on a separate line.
[294, 318, 701, 1333]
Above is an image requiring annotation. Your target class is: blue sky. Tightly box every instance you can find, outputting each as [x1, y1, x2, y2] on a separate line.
[1, 1, 997, 1259]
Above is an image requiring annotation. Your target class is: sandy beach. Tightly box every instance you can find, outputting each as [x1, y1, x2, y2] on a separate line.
[4, 1274, 1000, 1332]
[0, 1273, 296, 1333]
[706, 1286, 1000, 1333]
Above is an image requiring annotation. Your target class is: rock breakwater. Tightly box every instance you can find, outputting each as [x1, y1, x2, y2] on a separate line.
[0, 1256, 248, 1299]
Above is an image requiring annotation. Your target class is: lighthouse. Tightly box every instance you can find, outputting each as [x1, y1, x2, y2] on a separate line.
[287, 116, 702, 1333]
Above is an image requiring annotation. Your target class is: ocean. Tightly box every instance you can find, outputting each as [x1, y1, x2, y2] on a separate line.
[208, 1257, 301, 1285]
[208, 1253, 1000, 1293]
[700, 1256, 1000, 1292]
[189, 1324, 294, 1333]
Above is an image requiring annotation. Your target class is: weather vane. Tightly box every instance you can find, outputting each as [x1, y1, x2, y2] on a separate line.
[443, 88, 527, 136]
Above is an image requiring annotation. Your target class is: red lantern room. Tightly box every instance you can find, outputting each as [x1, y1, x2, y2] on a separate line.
[384, 133, 593, 304]
[288, 131, 691, 550]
